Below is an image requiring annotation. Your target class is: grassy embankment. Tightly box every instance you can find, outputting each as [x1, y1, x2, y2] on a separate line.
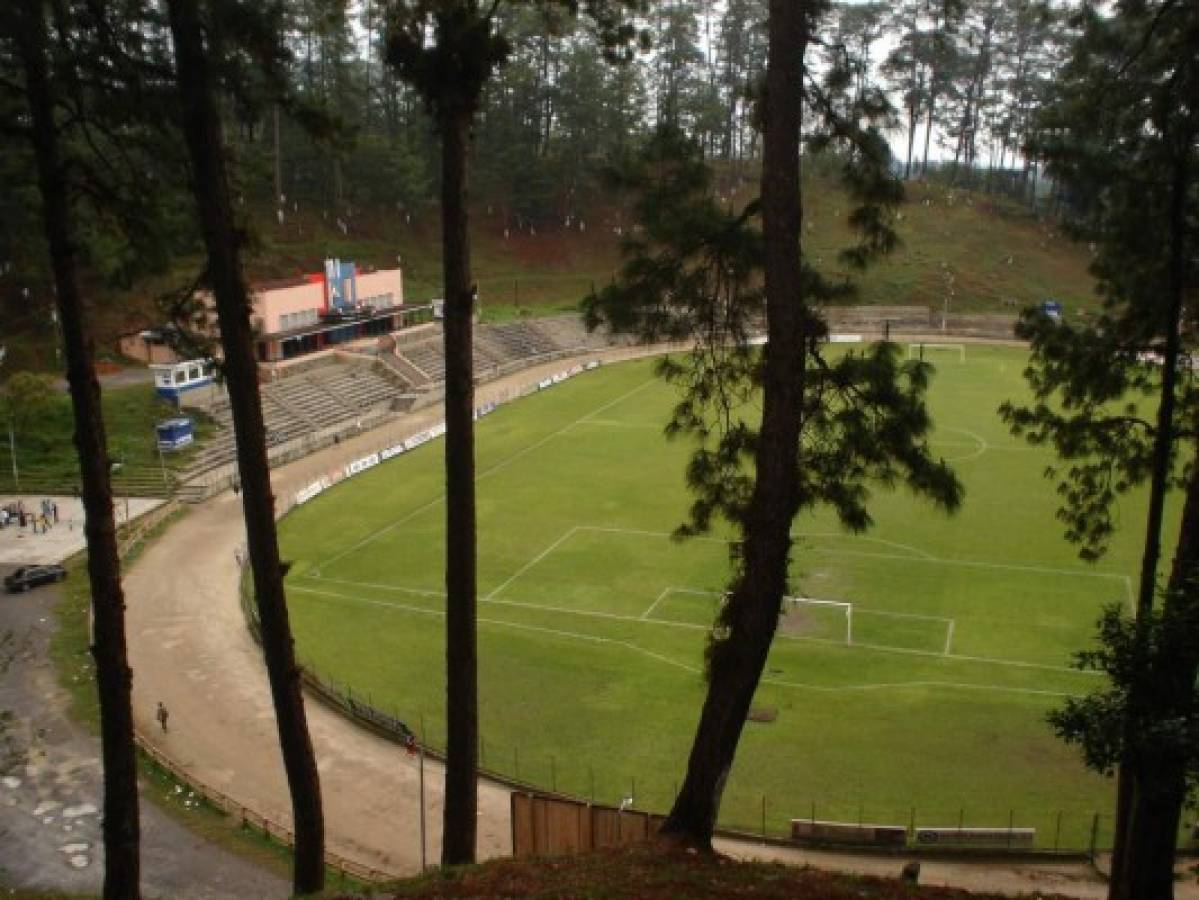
[0, 383, 214, 496]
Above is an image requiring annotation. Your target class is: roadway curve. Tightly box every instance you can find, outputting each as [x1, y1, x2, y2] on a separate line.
[124, 348, 1150, 897]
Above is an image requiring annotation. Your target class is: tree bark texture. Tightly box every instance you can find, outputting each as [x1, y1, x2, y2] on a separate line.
[164, 1, 325, 893]
[13, 3, 141, 896]
[439, 105, 479, 867]
[1110, 121, 1194, 900]
[661, 0, 807, 848]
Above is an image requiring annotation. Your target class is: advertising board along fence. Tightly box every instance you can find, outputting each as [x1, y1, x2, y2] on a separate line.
[790, 817, 1037, 852]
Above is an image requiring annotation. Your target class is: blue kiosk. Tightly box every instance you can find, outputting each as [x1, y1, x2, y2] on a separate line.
[155, 417, 195, 451]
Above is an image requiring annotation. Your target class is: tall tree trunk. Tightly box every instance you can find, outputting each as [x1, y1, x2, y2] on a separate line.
[904, 101, 917, 181]
[13, 3, 140, 896]
[273, 103, 282, 204]
[1109, 123, 1193, 900]
[922, 90, 935, 176]
[164, 1, 325, 893]
[439, 106, 478, 866]
[661, 0, 807, 848]
[1115, 453, 1199, 900]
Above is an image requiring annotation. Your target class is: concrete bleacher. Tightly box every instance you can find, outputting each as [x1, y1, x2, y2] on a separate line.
[397, 340, 446, 382]
[529, 315, 616, 351]
[478, 321, 560, 362]
[181, 358, 406, 480]
[394, 318, 608, 386]
[180, 315, 621, 485]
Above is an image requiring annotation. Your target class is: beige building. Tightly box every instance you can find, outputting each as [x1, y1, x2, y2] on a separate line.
[121, 261, 426, 366]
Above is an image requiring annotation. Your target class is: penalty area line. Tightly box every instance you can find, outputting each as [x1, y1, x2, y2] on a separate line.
[293, 584, 1079, 698]
[315, 378, 660, 571]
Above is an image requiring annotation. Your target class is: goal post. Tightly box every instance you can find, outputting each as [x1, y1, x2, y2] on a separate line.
[906, 342, 966, 362]
[783, 596, 854, 646]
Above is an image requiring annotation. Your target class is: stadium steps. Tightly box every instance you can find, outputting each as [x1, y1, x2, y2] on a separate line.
[487, 322, 561, 361]
[0, 467, 175, 500]
[527, 316, 600, 351]
[397, 341, 445, 383]
[378, 351, 427, 388]
[261, 382, 320, 432]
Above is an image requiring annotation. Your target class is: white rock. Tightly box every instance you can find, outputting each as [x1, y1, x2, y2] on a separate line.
[60, 842, 89, 854]
[69, 855, 89, 869]
[63, 802, 98, 819]
[2, 776, 21, 790]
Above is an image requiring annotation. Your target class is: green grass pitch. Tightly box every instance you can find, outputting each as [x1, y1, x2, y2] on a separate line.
[278, 345, 1152, 848]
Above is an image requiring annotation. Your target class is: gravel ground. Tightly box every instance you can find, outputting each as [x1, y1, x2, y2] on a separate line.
[0, 568, 289, 899]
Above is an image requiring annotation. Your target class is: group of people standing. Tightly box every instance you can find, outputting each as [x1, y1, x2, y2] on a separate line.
[0, 497, 60, 533]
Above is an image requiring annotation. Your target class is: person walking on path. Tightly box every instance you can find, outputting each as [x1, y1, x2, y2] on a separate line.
[156, 701, 170, 733]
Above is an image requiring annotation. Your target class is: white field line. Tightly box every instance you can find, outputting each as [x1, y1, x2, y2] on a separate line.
[794, 532, 935, 560]
[933, 427, 989, 463]
[296, 575, 711, 631]
[484, 526, 580, 601]
[291, 585, 1079, 697]
[583, 524, 937, 564]
[572, 418, 662, 429]
[584, 524, 729, 544]
[292, 585, 698, 673]
[641, 587, 674, 620]
[302, 574, 444, 597]
[855, 609, 952, 623]
[297, 575, 1091, 675]
[316, 378, 659, 570]
[581, 523, 1129, 586]
[806, 546, 1128, 584]
[656, 588, 1040, 669]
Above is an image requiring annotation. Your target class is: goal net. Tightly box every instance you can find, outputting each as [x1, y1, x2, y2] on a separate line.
[906, 342, 966, 362]
[782, 596, 854, 646]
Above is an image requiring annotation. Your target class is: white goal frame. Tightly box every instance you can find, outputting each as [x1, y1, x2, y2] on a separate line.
[907, 342, 966, 362]
[784, 596, 854, 646]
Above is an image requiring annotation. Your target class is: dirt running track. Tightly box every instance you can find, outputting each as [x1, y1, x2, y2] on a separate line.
[123, 349, 1196, 897]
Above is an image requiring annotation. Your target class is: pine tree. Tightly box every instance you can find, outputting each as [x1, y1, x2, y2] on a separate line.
[164, 0, 327, 892]
[1000, 3, 1198, 896]
[586, 0, 963, 848]
[382, 0, 644, 864]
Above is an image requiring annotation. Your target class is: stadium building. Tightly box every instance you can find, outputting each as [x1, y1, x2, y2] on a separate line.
[122, 258, 423, 373]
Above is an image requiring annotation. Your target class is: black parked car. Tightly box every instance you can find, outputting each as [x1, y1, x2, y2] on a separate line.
[4, 564, 67, 593]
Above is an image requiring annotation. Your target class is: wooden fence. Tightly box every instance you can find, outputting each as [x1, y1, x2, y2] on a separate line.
[511, 792, 665, 858]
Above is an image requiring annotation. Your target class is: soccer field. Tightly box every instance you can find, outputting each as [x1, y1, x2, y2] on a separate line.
[278, 345, 1148, 848]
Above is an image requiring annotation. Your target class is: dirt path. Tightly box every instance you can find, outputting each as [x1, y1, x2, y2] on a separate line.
[122, 349, 1195, 898]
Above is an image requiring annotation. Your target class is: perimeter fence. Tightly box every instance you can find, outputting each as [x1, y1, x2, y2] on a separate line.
[135, 737, 392, 885]
[258, 643, 1197, 859]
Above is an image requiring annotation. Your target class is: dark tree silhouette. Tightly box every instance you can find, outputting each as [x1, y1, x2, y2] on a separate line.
[3, 2, 140, 895]
[382, 0, 643, 864]
[587, 0, 963, 849]
[164, 0, 325, 892]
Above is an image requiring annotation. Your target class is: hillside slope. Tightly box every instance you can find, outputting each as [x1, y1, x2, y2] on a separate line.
[4, 173, 1097, 373]
[247, 175, 1095, 321]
